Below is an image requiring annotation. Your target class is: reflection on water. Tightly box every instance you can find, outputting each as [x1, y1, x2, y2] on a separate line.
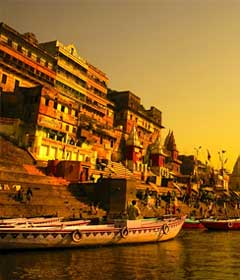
[0, 231, 240, 280]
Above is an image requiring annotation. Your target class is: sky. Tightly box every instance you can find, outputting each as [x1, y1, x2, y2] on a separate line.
[1, 0, 239, 172]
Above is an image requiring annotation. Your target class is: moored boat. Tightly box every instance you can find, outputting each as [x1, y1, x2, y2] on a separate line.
[200, 217, 240, 230]
[0, 215, 186, 250]
[0, 217, 90, 228]
[182, 218, 205, 230]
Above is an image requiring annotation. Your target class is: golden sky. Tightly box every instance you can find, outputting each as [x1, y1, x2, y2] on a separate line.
[1, 0, 239, 172]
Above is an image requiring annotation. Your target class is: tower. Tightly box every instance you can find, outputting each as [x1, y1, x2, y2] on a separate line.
[125, 125, 143, 172]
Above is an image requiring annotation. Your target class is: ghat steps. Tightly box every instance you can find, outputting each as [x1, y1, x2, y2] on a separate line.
[0, 137, 105, 219]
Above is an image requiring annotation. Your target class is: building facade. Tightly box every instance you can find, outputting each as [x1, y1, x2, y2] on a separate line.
[40, 41, 117, 161]
[0, 23, 55, 92]
[0, 23, 118, 168]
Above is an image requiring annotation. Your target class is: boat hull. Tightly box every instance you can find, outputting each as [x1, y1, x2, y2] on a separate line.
[0, 216, 185, 250]
[201, 219, 240, 230]
[182, 219, 205, 229]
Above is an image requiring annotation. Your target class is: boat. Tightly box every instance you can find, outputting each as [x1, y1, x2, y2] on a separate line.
[200, 217, 240, 230]
[0, 217, 90, 228]
[182, 218, 205, 230]
[0, 215, 186, 250]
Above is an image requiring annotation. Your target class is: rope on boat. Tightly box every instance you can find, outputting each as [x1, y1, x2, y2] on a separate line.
[120, 227, 129, 238]
[72, 230, 82, 242]
[162, 224, 170, 235]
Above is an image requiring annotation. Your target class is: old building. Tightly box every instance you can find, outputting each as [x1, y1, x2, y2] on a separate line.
[0, 22, 56, 92]
[108, 90, 164, 159]
[163, 131, 182, 178]
[0, 23, 119, 169]
[40, 41, 117, 161]
[229, 155, 240, 190]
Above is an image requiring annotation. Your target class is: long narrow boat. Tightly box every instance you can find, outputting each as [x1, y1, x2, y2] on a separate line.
[182, 218, 205, 230]
[200, 218, 240, 230]
[0, 215, 186, 250]
[0, 217, 90, 228]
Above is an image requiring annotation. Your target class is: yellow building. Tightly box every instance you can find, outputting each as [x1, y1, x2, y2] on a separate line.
[40, 41, 116, 161]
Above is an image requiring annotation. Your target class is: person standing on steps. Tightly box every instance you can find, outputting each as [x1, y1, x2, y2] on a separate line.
[26, 187, 33, 202]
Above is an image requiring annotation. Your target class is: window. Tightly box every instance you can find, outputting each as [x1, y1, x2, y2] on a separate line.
[53, 98, 58, 109]
[66, 125, 69, 131]
[17, 45, 22, 52]
[27, 50, 32, 58]
[61, 105, 65, 112]
[7, 38, 12, 47]
[1, 74, 7, 84]
[110, 140, 114, 148]
[45, 98, 50, 106]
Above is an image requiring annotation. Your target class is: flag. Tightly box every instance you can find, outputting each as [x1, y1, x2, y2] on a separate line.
[207, 150, 211, 161]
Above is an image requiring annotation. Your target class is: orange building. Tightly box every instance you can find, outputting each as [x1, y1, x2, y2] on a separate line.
[0, 23, 118, 167]
[0, 22, 56, 92]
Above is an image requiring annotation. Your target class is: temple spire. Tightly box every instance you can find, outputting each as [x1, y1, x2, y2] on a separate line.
[126, 125, 141, 147]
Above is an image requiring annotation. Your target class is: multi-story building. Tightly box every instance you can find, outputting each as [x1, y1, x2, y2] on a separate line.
[0, 23, 117, 169]
[0, 22, 56, 92]
[107, 90, 164, 152]
[108, 90, 168, 180]
[40, 41, 116, 160]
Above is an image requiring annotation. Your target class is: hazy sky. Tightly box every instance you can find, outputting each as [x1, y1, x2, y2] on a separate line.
[1, 0, 239, 171]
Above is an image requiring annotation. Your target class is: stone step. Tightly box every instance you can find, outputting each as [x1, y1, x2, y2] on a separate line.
[23, 164, 45, 176]
[0, 170, 69, 186]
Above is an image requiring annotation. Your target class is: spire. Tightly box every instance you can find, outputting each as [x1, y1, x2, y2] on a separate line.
[164, 130, 177, 151]
[151, 133, 168, 155]
[126, 125, 141, 147]
[232, 155, 240, 175]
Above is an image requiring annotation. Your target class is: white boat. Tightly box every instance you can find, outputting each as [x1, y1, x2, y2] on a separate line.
[0, 215, 185, 250]
[0, 217, 90, 228]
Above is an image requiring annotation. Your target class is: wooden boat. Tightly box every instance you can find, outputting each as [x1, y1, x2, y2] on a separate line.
[0, 217, 90, 228]
[0, 215, 186, 250]
[200, 217, 240, 230]
[182, 218, 205, 229]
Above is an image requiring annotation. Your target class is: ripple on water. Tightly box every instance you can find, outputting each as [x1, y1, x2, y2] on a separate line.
[1, 231, 240, 280]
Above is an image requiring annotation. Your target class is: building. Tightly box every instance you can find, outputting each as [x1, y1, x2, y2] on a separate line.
[229, 155, 240, 190]
[108, 90, 164, 160]
[40, 41, 117, 161]
[0, 22, 55, 92]
[0, 23, 118, 169]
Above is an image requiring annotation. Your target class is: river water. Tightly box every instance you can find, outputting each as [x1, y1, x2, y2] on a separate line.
[0, 230, 240, 280]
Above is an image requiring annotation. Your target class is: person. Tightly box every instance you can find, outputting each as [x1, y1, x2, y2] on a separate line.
[26, 187, 33, 202]
[127, 200, 141, 220]
[97, 173, 103, 183]
[17, 188, 23, 202]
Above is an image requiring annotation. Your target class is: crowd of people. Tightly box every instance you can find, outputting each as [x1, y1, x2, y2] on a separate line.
[129, 184, 240, 220]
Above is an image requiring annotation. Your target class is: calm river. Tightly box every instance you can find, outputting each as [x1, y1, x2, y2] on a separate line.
[0, 230, 240, 280]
